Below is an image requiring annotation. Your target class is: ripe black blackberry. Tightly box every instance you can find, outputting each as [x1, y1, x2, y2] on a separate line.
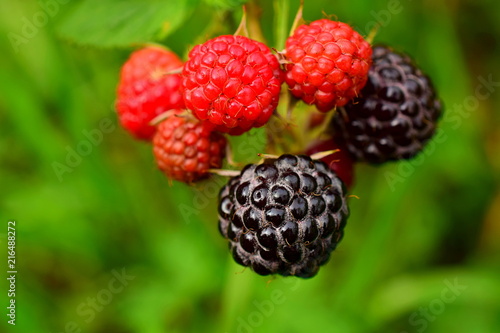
[332, 45, 443, 164]
[218, 155, 349, 278]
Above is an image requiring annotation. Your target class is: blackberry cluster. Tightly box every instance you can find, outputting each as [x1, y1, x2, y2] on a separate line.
[114, 6, 444, 279]
[333, 45, 443, 163]
[218, 155, 349, 278]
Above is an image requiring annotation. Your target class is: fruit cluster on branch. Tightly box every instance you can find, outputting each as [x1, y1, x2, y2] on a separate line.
[114, 8, 442, 278]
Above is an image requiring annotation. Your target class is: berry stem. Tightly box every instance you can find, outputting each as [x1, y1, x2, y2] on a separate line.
[266, 112, 296, 154]
[289, 0, 305, 37]
[308, 108, 336, 142]
[233, 6, 250, 38]
[246, 1, 268, 44]
[273, 0, 290, 50]
[269, 102, 305, 154]
[225, 143, 242, 167]
[366, 24, 379, 44]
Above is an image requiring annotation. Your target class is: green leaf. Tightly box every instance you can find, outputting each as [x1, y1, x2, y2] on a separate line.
[57, 0, 197, 48]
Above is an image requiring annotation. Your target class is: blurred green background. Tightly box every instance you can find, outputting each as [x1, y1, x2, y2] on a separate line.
[1, 0, 499, 332]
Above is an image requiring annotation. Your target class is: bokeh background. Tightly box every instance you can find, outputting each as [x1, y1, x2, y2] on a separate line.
[1, 0, 499, 332]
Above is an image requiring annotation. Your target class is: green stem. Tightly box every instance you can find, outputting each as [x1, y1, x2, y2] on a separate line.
[246, 0, 267, 44]
[273, 0, 290, 50]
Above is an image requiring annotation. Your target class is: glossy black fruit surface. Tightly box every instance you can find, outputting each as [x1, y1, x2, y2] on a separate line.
[333, 45, 443, 164]
[218, 155, 349, 278]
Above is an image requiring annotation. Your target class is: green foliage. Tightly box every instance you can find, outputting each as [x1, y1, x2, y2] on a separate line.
[58, 0, 200, 48]
[0, 0, 499, 333]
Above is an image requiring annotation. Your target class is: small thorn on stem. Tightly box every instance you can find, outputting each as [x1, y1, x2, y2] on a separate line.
[309, 149, 340, 160]
[208, 169, 241, 177]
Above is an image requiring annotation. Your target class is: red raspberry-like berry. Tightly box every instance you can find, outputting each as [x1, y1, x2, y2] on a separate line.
[116, 46, 185, 140]
[285, 19, 372, 112]
[306, 139, 355, 189]
[182, 35, 284, 135]
[153, 114, 227, 183]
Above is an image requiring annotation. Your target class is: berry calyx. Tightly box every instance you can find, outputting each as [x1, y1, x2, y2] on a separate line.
[284, 19, 372, 112]
[332, 45, 443, 163]
[153, 113, 227, 183]
[218, 154, 349, 278]
[182, 35, 284, 135]
[116, 46, 185, 140]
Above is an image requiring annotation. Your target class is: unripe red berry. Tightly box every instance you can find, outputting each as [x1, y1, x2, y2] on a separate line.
[153, 114, 226, 183]
[116, 46, 184, 140]
[285, 19, 372, 112]
[182, 35, 284, 135]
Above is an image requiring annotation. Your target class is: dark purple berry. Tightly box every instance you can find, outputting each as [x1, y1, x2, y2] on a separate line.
[217, 155, 349, 278]
[333, 45, 443, 164]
